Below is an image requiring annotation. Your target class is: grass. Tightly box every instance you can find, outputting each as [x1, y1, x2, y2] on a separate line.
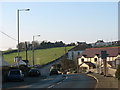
[3, 46, 74, 65]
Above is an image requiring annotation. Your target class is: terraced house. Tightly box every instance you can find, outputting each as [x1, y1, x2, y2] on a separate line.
[77, 47, 120, 76]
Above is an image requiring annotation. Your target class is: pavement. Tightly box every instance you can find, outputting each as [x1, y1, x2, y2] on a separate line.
[88, 73, 119, 88]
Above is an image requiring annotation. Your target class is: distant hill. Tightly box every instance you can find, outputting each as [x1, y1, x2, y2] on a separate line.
[3, 46, 74, 65]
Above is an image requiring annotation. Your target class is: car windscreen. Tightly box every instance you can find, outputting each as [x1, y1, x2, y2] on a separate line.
[10, 71, 20, 75]
[30, 69, 39, 72]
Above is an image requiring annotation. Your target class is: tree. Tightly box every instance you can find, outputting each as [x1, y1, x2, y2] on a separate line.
[60, 57, 77, 73]
[66, 43, 76, 46]
[17, 42, 25, 50]
[39, 41, 65, 49]
[32, 41, 39, 49]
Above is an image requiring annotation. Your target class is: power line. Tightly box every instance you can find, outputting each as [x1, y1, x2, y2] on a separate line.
[0, 31, 17, 41]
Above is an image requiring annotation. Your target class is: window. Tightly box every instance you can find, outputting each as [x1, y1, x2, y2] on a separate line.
[81, 58, 84, 62]
[94, 58, 97, 62]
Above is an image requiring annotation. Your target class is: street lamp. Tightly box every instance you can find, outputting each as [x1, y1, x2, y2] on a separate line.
[17, 9, 30, 60]
[32, 35, 40, 66]
[17, 9, 30, 68]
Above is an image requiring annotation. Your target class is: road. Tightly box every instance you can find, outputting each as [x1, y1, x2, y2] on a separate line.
[2, 57, 96, 89]
[2, 57, 61, 89]
[3, 73, 97, 89]
[51, 74, 97, 88]
[39, 58, 61, 76]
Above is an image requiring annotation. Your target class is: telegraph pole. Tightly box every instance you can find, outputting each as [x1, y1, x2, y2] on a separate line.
[64, 45, 67, 58]
[101, 51, 108, 76]
[32, 35, 40, 66]
[25, 42, 28, 60]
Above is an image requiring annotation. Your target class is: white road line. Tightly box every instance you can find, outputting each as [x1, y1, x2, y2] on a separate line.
[57, 81, 62, 84]
[66, 76, 68, 79]
[47, 75, 68, 88]
[87, 74, 99, 89]
[48, 85, 55, 88]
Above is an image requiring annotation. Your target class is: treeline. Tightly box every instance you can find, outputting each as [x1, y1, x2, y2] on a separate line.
[17, 41, 76, 50]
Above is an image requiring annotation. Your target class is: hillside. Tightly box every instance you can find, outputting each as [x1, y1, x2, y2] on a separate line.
[3, 46, 74, 65]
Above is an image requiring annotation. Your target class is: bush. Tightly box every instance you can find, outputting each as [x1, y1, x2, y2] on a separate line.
[19, 65, 29, 76]
[115, 65, 120, 80]
[2, 66, 10, 82]
[60, 58, 77, 73]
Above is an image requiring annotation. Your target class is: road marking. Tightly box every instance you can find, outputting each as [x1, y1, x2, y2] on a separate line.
[48, 85, 55, 88]
[57, 81, 62, 84]
[47, 75, 67, 88]
[66, 76, 68, 79]
[87, 74, 99, 89]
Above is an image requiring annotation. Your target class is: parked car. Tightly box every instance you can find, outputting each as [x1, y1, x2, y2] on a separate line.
[28, 68, 41, 77]
[49, 69, 59, 76]
[8, 69, 24, 81]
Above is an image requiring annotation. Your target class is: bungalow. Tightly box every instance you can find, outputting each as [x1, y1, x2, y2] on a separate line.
[77, 47, 120, 75]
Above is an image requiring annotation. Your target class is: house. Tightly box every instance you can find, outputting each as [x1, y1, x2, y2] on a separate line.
[77, 47, 120, 75]
[67, 44, 91, 62]
[12, 60, 27, 66]
[78, 62, 96, 73]
[91, 40, 113, 47]
[13, 56, 28, 66]
[112, 40, 120, 46]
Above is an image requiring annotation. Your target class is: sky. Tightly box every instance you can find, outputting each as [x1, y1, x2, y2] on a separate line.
[0, 2, 118, 51]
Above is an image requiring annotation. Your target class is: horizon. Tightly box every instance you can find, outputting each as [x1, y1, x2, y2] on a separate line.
[0, 2, 118, 51]
[1, 39, 119, 51]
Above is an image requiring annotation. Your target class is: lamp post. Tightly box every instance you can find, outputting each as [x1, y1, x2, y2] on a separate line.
[32, 35, 40, 66]
[17, 9, 30, 59]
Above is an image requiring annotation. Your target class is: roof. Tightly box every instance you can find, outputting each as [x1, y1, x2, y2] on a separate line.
[69, 44, 91, 51]
[78, 46, 120, 58]
[96, 40, 104, 43]
[22, 60, 29, 63]
[80, 62, 96, 68]
[84, 62, 96, 68]
[13, 60, 26, 66]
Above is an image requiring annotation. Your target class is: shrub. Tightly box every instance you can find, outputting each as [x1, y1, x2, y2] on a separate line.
[60, 58, 77, 73]
[2, 66, 10, 82]
[115, 65, 120, 80]
[19, 65, 29, 76]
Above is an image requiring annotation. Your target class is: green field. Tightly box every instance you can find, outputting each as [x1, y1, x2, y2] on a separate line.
[3, 46, 74, 65]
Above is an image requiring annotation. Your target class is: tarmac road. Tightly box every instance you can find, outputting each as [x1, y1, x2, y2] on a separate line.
[3, 74, 97, 89]
[52, 73, 97, 88]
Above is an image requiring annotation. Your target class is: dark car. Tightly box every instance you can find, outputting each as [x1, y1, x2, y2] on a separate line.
[28, 68, 41, 77]
[49, 69, 59, 76]
[8, 69, 24, 81]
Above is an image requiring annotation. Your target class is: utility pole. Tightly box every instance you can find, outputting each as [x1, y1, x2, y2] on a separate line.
[64, 45, 67, 58]
[32, 36, 35, 66]
[25, 42, 28, 60]
[101, 51, 108, 76]
[32, 35, 40, 66]
[65, 45, 67, 54]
